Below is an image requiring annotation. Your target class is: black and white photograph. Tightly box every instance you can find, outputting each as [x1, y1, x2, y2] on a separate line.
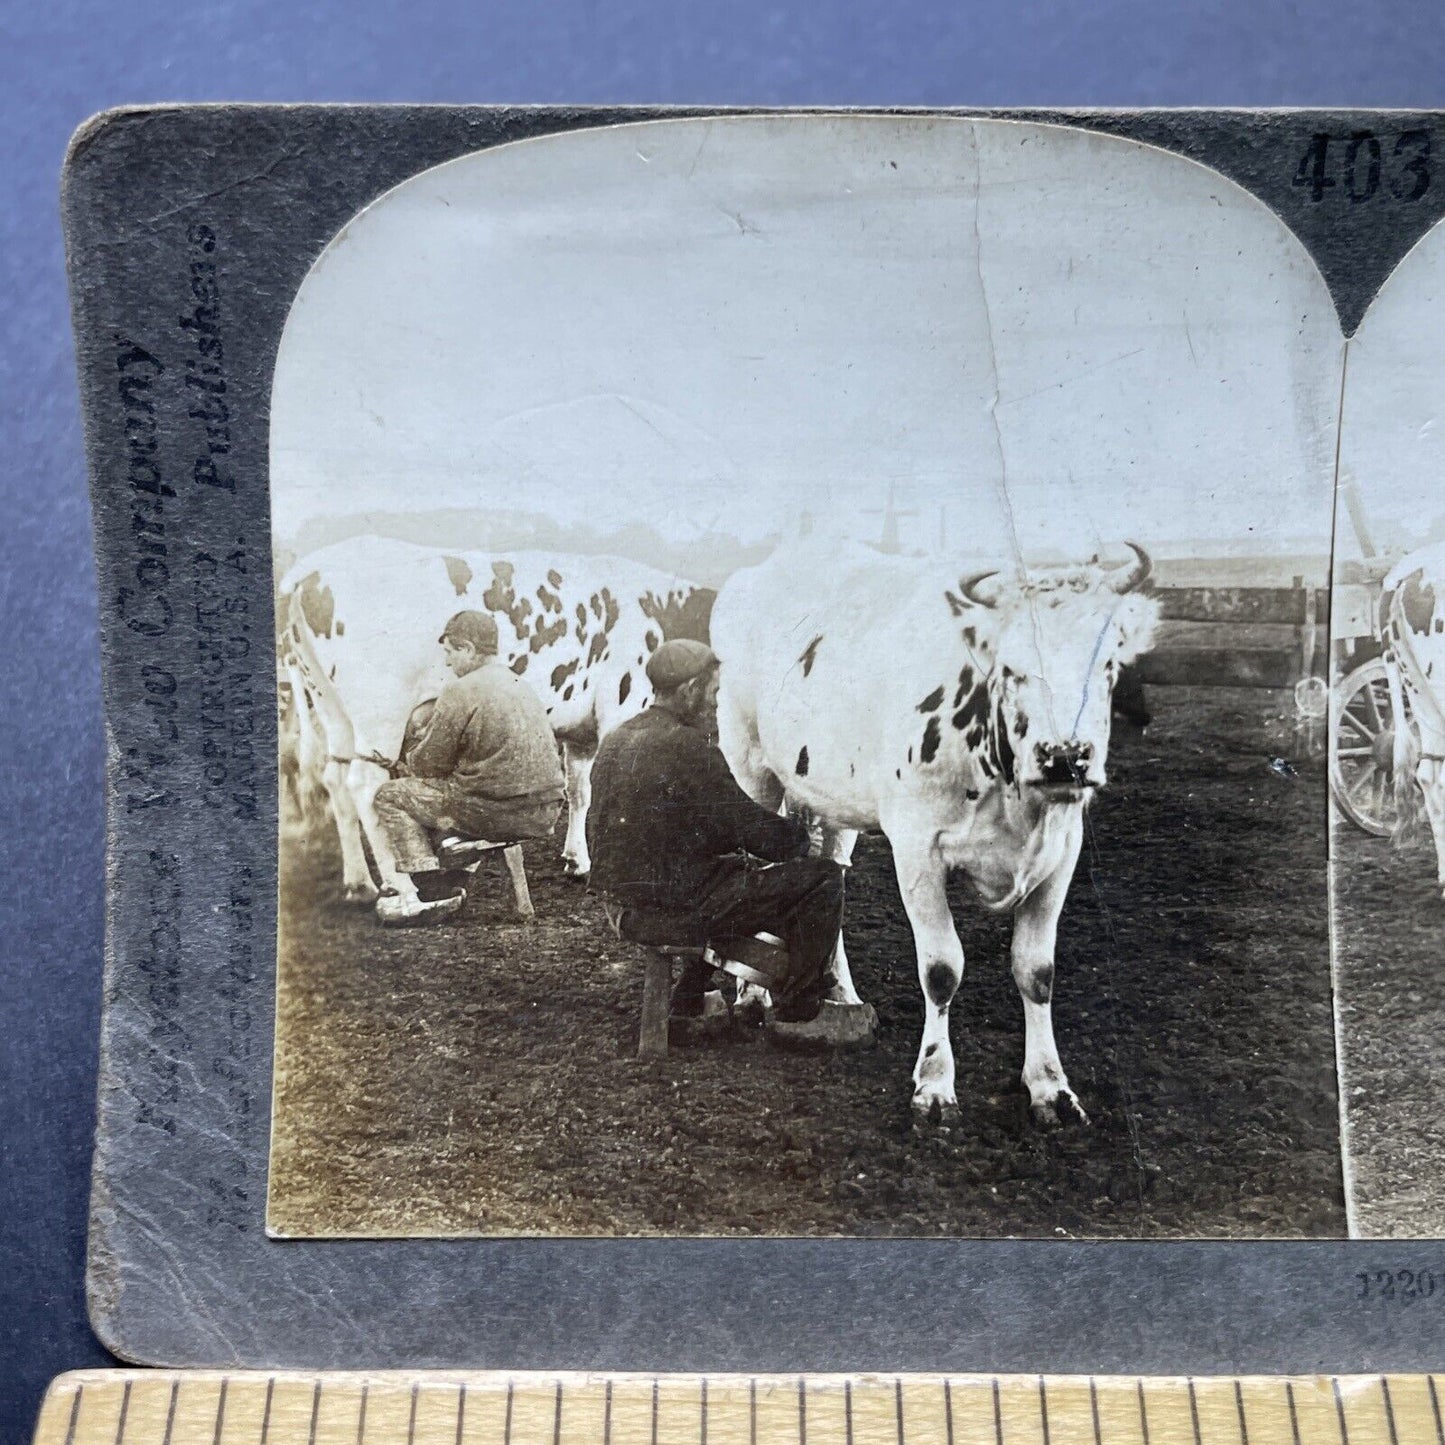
[1330, 213, 1445, 1239]
[266, 114, 1348, 1239]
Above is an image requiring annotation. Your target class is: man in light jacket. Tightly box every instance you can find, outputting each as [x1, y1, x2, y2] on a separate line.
[373, 610, 564, 925]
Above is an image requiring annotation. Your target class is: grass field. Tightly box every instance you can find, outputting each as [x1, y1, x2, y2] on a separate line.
[269, 686, 1345, 1239]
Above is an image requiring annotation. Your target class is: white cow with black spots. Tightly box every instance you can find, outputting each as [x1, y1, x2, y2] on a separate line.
[712, 540, 1159, 1121]
[1383, 541, 1445, 897]
[280, 535, 709, 900]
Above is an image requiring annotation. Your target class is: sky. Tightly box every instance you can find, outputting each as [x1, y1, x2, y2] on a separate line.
[270, 114, 1345, 567]
[1338, 217, 1445, 563]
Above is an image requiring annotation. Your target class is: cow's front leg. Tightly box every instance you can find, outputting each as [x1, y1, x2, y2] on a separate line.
[1011, 810, 1087, 1127]
[890, 831, 964, 1120]
[561, 742, 595, 879]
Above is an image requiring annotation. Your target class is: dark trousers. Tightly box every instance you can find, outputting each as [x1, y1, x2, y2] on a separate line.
[675, 856, 845, 1019]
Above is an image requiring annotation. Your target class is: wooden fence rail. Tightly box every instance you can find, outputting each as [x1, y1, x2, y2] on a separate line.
[1155, 585, 1329, 626]
[1138, 580, 1328, 690]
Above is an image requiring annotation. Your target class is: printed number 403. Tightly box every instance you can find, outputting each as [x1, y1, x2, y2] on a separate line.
[1294, 131, 1431, 203]
[1357, 1269, 1438, 1301]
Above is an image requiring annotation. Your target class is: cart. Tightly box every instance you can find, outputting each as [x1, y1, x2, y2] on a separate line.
[1328, 481, 1412, 837]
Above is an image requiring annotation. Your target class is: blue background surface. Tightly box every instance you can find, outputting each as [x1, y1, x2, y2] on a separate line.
[6, 2, 1445, 1438]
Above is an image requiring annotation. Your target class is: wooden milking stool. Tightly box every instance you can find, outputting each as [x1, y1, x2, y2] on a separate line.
[437, 836, 535, 919]
[603, 902, 789, 1059]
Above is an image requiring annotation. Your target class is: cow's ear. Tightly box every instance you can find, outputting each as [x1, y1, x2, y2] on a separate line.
[1112, 593, 1161, 664]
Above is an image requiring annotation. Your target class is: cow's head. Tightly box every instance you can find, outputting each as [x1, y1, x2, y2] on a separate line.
[954, 543, 1159, 802]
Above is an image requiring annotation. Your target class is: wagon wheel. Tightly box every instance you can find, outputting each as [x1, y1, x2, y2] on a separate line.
[1330, 657, 1408, 837]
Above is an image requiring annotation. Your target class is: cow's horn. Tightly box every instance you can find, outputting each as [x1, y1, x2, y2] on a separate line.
[959, 569, 1002, 609]
[1108, 541, 1152, 594]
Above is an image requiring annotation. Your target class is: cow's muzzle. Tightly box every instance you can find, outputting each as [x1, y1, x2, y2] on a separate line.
[1029, 740, 1099, 795]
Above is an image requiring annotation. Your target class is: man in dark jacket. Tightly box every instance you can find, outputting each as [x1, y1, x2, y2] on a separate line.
[372, 609, 565, 925]
[586, 639, 844, 1031]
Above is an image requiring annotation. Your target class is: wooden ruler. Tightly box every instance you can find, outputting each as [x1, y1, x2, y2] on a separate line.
[29, 1372, 1445, 1445]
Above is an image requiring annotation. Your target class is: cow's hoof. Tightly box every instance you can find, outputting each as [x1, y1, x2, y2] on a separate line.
[911, 1094, 961, 1126]
[343, 881, 379, 905]
[1030, 1091, 1089, 1129]
[562, 865, 590, 884]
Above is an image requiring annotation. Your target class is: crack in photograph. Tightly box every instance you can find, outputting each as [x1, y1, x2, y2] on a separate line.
[265, 115, 1356, 1239]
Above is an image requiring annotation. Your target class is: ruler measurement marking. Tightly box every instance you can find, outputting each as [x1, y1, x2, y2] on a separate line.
[114, 1381, 131, 1445]
[212, 1381, 228, 1445]
[40, 1374, 1445, 1445]
[62, 1386, 82, 1445]
[1382, 1377, 1400, 1445]
[1284, 1382, 1301, 1445]
[162, 1381, 180, 1445]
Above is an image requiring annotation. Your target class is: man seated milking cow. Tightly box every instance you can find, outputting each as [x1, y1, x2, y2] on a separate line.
[586, 639, 846, 1043]
[372, 610, 565, 925]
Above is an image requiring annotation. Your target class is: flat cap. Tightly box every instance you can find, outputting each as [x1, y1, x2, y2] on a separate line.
[645, 638, 718, 692]
[438, 609, 500, 655]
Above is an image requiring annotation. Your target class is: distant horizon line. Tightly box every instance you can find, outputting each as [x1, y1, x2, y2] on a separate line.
[274, 509, 1333, 562]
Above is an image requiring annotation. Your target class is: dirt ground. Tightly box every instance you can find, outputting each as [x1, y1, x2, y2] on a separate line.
[1332, 823, 1445, 1237]
[268, 687, 1345, 1239]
